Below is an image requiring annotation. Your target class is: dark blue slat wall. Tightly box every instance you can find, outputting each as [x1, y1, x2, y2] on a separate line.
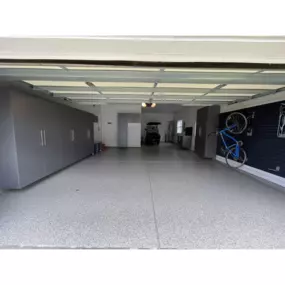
[217, 100, 285, 178]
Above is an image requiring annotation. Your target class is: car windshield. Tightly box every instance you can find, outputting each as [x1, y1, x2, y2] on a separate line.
[146, 125, 159, 133]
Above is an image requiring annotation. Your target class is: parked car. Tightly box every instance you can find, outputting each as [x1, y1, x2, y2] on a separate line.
[144, 122, 161, 145]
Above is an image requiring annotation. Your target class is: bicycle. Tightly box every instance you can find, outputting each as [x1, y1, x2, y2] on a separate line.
[210, 112, 248, 168]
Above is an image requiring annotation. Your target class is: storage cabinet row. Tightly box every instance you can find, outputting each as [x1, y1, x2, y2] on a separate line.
[0, 86, 95, 189]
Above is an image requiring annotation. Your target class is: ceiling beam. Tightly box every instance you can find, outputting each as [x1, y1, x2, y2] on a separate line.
[2, 69, 285, 84]
[2, 59, 285, 69]
[194, 84, 226, 103]
[53, 93, 245, 101]
[36, 85, 268, 94]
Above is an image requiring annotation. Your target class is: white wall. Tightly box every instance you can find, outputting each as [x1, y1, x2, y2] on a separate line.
[141, 112, 174, 142]
[99, 104, 141, 147]
[174, 106, 201, 150]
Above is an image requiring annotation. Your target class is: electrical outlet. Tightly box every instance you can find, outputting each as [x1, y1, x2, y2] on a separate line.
[268, 166, 280, 172]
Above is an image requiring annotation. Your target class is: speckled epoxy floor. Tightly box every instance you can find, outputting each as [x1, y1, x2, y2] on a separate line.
[1, 144, 285, 249]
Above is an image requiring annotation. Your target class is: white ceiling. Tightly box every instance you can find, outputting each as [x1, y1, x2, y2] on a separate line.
[0, 62, 285, 107]
[0, 37, 285, 63]
[1, 36, 285, 108]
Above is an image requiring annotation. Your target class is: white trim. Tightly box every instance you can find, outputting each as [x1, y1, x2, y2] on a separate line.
[216, 155, 285, 188]
[5, 36, 285, 43]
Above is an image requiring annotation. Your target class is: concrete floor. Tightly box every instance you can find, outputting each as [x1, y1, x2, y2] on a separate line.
[1, 144, 285, 249]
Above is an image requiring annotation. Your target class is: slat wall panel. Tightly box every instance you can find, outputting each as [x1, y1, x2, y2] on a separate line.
[217, 100, 285, 178]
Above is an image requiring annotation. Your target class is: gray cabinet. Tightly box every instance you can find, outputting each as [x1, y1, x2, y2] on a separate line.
[0, 85, 95, 189]
[41, 101, 63, 175]
[61, 107, 76, 167]
[195, 105, 220, 159]
[12, 91, 46, 187]
[0, 88, 20, 189]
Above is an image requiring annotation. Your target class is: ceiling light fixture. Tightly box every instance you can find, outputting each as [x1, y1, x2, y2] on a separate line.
[51, 91, 99, 94]
[142, 99, 156, 108]
[66, 66, 160, 71]
[157, 83, 218, 89]
[261, 70, 285, 73]
[25, 81, 87, 87]
[142, 102, 156, 108]
[93, 82, 154, 88]
[223, 84, 285, 90]
[164, 68, 259, 73]
[0, 65, 61, 69]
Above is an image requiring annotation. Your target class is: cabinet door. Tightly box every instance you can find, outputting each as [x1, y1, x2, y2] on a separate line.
[85, 115, 94, 155]
[72, 109, 84, 161]
[12, 92, 46, 187]
[78, 112, 88, 159]
[42, 101, 63, 175]
[61, 107, 76, 166]
[75, 112, 92, 159]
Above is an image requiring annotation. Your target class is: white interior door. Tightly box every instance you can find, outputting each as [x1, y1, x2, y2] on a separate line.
[127, 123, 141, 147]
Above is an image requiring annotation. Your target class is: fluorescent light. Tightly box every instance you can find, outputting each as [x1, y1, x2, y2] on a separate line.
[165, 68, 259, 73]
[154, 92, 203, 96]
[25, 81, 87, 87]
[102, 92, 151, 95]
[223, 84, 285, 89]
[54, 95, 105, 99]
[108, 97, 147, 100]
[0, 65, 61, 69]
[195, 98, 232, 101]
[206, 93, 254, 97]
[183, 103, 211, 106]
[66, 66, 160, 71]
[153, 98, 194, 102]
[262, 70, 285, 73]
[93, 82, 154, 87]
[157, 83, 217, 88]
[71, 97, 107, 100]
[78, 101, 107, 105]
[52, 90, 99, 94]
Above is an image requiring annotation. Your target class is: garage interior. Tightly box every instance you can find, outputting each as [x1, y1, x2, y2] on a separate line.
[1, 37, 285, 248]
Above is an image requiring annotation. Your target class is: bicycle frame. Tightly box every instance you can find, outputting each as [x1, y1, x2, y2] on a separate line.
[219, 125, 240, 158]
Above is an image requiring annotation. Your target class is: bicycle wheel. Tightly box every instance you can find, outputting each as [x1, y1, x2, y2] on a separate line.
[225, 146, 247, 168]
[225, 112, 248, 134]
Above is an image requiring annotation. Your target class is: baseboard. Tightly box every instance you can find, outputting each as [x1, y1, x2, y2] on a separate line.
[216, 155, 285, 189]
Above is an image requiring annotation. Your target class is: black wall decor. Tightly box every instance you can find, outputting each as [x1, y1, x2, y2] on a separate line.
[217, 100, 285, 178]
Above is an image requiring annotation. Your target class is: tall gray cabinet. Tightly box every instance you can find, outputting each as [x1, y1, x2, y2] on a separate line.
[0, 84, 95, 190]
[195, 105, 220, 158]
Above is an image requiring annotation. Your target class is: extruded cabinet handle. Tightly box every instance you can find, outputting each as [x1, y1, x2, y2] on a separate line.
[70, 129, 75, 142]
[40, 130, 44, 146]
[43, 130, 47, 146]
